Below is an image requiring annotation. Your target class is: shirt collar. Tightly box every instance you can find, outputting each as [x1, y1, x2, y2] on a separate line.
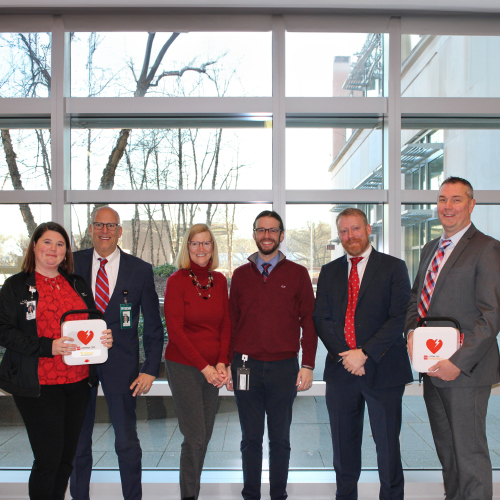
[256, 252, 280, 271]
[441, 222, 471, 246]
[93, 246, 120, 264]
[347, 244, 372, 263]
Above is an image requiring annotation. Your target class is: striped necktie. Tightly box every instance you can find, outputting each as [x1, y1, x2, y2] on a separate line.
[418, 239, 452, 320]
[95, 258, 110, 313]
[262, 263, 271, 282]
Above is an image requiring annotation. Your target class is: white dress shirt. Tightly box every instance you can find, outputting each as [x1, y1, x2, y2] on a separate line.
[347, 244, 373, 285]
[91, 247, 120, 300]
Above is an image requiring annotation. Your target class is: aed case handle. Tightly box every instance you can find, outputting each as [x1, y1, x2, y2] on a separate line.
[417, 316, 461, 331]
[60, 309, 104, 325]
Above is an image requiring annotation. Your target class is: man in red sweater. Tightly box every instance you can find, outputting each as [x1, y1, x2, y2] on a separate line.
[227, 210, 318, 500]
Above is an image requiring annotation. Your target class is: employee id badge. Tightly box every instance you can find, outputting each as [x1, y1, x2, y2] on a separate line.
[237, 354, 250, 390]
[237, 367, 250, 390]
[120, 303, 132, 329]
[26, 301, 36, 321]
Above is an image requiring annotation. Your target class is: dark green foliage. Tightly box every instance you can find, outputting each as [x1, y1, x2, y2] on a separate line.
[153, 263, 177, 278]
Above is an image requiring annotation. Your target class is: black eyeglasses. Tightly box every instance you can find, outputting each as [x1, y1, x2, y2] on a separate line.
[92, 222, 120, 231]
[254, 228, 281, 235]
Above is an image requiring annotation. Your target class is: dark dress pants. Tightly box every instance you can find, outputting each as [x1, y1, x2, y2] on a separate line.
[13, 379, 90, 500]
[326, 376, 405, 500]
[70, 385, 142, 500]
[232, 354, 299, 500]
[423, 375, 492, 500]
[166, 359, 219, 500]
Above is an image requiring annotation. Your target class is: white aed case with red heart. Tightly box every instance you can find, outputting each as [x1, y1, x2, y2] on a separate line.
[412, 326, 461, 373]
[61, 317, 108, 366]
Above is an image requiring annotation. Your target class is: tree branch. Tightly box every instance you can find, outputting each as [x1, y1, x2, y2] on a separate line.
[150, 60, 217, 88]
[18, 34, 51, 89]
[137, 33, 156, 89]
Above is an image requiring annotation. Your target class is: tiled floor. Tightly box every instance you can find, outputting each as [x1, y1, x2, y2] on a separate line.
[3, 395, 500, 470]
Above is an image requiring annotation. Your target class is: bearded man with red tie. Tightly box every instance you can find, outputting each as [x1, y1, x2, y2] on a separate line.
[70, 206, 164, 500]
[405, 177, 500, 500]
[313, 208, 412, 500]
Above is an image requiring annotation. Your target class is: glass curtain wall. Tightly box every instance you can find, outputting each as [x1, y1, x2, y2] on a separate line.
[2, 13, 500, 472]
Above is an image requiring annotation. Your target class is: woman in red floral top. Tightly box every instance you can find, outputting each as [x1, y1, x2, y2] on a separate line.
[0, 222, 113, 500]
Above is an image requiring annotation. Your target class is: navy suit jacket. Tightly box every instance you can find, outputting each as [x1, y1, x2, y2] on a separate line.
[313, 248, 413, 389]
[73, 248, 164, 394]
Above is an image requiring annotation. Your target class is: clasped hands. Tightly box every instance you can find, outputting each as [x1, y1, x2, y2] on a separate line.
[339, 348, 368, 376]
[202, 363, 228, 388]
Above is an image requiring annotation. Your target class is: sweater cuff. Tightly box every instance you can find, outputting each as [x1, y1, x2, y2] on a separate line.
[217, 356, 229, 366]
[194, 358, 210, 372]
[301, 356, 315, 369]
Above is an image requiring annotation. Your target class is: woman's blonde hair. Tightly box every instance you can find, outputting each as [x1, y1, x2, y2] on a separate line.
[176, 223, 220, 270]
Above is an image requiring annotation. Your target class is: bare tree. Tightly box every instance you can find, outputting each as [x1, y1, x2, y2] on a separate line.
[287, 221, 332, 268]
[0, 33, 51, 236]
[1, 130, 37, 235]
[75, 32, 219, 248]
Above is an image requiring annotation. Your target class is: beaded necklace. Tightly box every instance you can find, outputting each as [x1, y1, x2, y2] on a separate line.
[189, 269, 213, 300]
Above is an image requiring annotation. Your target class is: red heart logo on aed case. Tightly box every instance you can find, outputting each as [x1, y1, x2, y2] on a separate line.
[77, 330, 94, 345]
[426, 339, 443, 354]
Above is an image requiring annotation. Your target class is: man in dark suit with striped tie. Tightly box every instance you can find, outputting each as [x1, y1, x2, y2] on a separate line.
[70, 206, 164, 500]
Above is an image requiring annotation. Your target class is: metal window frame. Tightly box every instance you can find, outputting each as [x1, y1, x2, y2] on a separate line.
[2, 12, 500, 400]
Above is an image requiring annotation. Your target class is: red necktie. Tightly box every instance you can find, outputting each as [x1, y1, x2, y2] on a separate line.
[95, 258, 110, 313]
[345, 256, 363, 349]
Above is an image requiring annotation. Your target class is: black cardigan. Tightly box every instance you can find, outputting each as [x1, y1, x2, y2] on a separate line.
[0, 269, 99, 397]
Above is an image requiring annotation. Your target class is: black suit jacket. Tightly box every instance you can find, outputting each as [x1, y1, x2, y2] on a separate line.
[73, 248, 164, 394]
[313, 248, 413, 389]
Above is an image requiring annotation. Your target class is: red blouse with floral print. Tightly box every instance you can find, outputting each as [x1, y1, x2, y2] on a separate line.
[35, 272, 89, 385]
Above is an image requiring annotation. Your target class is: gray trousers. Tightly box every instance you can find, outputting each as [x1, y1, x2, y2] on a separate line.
[423, 376, 492, 500]
[166, 359, 219, 500]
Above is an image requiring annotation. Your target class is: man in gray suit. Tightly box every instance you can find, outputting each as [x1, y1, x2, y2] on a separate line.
[406, 176, 500, 500]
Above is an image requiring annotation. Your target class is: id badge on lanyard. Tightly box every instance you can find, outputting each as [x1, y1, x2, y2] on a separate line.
[26, 286, 37, 320]
[237, 354, 250, 391]
[120, 290, 132, 329]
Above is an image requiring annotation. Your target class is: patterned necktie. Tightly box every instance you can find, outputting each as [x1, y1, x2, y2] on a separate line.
[418, 239, 452, 320]
[262, 263, 271, 282]
[95, 258, 110, 313]
[345, 256, 363, 349]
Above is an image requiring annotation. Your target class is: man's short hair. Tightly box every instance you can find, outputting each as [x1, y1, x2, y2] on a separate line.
[336, 208, 368, 230]
[253, 210, 284, 231]
[91, 206, 121, 224]
[440, 177, 474, 200]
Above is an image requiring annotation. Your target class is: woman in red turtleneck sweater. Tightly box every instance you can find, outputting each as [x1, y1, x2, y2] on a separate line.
[164, 223, 230, 500]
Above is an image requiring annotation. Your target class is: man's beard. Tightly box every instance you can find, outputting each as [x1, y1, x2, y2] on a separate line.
[342, 237, 369, 257]
[256, 239, 280, 256]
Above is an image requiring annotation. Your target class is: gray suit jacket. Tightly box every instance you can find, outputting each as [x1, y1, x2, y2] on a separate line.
[405, 224, 500, 388]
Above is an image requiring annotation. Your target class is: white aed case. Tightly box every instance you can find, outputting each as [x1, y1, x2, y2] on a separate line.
[411, 316, 461, 373]
[61, 309, 108, 366]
